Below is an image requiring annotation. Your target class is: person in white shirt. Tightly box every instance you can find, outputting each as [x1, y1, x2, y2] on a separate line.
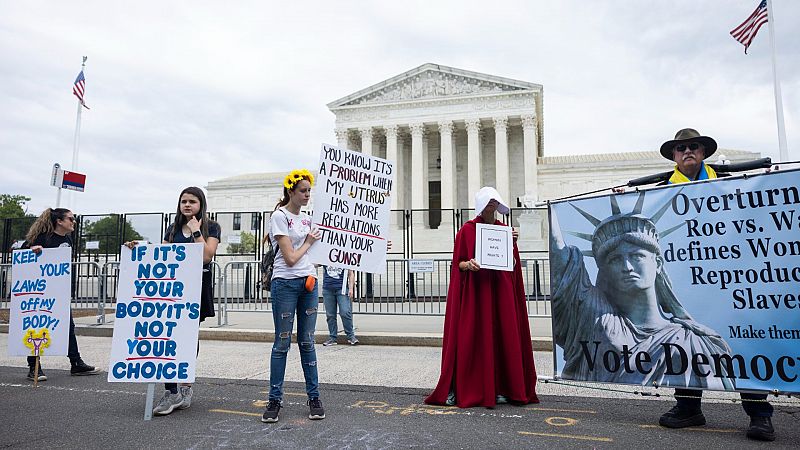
[261, 169, 325, 424]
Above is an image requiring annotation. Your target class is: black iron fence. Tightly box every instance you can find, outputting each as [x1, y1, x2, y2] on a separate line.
[1, 208, 552, 323]
[1, 208, 549, 264]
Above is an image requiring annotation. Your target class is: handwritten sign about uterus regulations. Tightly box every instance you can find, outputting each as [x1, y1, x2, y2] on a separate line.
[108, 243, 203, 383]
[475, 224, 514, 271]
[307, 143, 395, 274]
[8, 247, 72, 357]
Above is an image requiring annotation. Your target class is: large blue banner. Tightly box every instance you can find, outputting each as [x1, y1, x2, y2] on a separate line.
[549, 169, 800, 393]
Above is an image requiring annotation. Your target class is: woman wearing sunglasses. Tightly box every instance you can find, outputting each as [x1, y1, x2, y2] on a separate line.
[23, 208, 99, 382]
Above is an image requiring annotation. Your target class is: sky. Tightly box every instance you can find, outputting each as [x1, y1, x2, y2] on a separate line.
[1, 0, 798, 215]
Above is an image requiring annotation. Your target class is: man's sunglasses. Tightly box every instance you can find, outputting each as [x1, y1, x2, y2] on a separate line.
[674, 142, 701, 153]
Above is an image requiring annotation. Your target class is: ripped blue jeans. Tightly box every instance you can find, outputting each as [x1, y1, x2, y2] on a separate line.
[269, 277, 319, 401]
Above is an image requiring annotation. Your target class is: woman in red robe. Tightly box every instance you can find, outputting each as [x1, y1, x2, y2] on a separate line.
[425, 187, 539, 408]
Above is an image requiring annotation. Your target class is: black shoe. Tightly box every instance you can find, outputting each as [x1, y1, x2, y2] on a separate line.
[659, 405, 706, 428]
[746, 416, 776, 441]
[27, 366, 47, 382]
[70, 359, 99, 376]
[308, 398, 325, 420]
[261, 400, 282, 423]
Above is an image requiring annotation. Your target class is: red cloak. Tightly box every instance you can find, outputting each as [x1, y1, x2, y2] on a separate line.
[425, 216, 539, 408]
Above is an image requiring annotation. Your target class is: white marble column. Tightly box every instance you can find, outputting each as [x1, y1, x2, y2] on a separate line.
[521, 114, 539, 202]
[410, 123, 426, 210]
[465, 118, 482, 207]
[385, 125, 399, 211]
[396, 133, 405, 210]
[493, 116, 509, 205]
[335, 128, 349, 150]
[422, 130, 429, 211]
[438, 120, 455, 210]
[359, 127, 374, 156]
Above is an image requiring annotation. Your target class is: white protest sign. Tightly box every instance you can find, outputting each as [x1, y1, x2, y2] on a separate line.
[475, 224, 514, 271]
[108, 243, 203, 383]
[8, 247, 72, 357]
[307, 143, 395, 274]
[408, 259, 435, 273]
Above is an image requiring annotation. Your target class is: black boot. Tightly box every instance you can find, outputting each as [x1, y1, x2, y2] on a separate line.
[746, 416, 775, 441]
[659, 405, 706, 428]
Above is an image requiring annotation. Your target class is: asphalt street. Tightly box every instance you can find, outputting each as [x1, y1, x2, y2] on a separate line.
[2, 347, 800, 449]
[3, 366, 800, 449]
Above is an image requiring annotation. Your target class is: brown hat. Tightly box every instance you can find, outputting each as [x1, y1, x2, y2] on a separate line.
[659, 128, 717, 160]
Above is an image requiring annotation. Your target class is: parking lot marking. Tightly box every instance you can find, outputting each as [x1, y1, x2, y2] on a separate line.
[638, 424, 737, 433]
[209, 409, 261, 417]
[527, 406, 596, 414]
[518, 431, 613, 442]
[545, 416, 579, 426]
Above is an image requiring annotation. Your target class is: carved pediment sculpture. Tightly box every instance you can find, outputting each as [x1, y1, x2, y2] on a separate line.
[342, 69, 527, 106]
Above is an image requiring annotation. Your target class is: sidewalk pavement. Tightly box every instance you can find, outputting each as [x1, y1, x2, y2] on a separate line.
[2, 333, 796, 413]
[3, 309, 798, 412]
[30, 309, 556, 350]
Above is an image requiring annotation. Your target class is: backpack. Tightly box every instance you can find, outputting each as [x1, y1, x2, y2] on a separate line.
[260, 210, 288, 291]
[260, 240, 275, 291]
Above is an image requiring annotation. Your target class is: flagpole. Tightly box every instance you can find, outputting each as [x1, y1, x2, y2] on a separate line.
[766, 0, 789, 162]
[68, 56, 87, 208]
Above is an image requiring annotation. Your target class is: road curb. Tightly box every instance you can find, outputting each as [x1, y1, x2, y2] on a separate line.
[0, 323, 553, 350]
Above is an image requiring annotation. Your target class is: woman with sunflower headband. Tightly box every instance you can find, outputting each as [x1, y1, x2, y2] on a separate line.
[261, 168, 325, 424]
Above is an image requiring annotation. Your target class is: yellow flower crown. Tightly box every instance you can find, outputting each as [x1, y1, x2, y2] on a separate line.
[283, 169, 314, 190]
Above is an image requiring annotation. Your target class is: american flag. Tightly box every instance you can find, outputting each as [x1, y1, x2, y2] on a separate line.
[730, 0, 769, 54]
[72, 70, 89, 109]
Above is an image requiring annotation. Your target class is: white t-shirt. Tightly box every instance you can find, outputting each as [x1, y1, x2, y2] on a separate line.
[269, 207, 316, 280]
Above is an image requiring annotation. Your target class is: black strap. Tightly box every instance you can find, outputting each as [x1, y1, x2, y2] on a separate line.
[269, 209, 291, 259]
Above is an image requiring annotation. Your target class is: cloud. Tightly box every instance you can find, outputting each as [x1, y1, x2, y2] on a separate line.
[0, 0, 797, 215]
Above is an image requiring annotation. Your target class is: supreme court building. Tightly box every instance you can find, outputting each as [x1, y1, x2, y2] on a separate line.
[207, 63, 760, 251]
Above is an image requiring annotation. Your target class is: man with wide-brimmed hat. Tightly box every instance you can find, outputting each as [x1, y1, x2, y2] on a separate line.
[657, 128, 775, 441]
[658, 128, 721, 185]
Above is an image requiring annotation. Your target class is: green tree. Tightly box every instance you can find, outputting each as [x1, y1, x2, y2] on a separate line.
[1, 194, 35, 252]
[81, 215, 143, 254]
[0, 194, 30, 218]
[227, 231, 256, 254]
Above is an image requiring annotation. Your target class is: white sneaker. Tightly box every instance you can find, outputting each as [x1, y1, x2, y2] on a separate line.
[153, 390, 183, 416]
[178, 386, 193, 409]
[322, 338, 337, 346]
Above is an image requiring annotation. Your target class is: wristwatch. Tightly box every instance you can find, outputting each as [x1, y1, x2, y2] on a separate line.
[192, 230, 202, 239]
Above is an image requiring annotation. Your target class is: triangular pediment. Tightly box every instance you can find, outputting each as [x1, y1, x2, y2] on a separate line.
[328, 63, 541, 109]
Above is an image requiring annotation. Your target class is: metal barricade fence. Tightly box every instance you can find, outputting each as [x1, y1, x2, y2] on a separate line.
[220, 261, 267, 325]
[1, 261, 103, 324]
[354, 259, 450, 315]
[216, 257, 552, 326]
[99, 261, 120, 325]
[209, 261, 224, 326]
[3, 256, 551, 327]
[0, 263, 10, 323]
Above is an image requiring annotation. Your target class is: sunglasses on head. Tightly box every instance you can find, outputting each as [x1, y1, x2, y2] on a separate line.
[674, 142, 701, 153]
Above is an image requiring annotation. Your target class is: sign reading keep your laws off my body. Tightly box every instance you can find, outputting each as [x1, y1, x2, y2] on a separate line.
[307, 144, 395, 274]
[8, 247, 72, 357]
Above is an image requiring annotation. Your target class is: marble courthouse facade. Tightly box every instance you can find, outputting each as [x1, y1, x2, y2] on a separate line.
[207, 63, 760, 251]
[328, 63, 544, 214]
